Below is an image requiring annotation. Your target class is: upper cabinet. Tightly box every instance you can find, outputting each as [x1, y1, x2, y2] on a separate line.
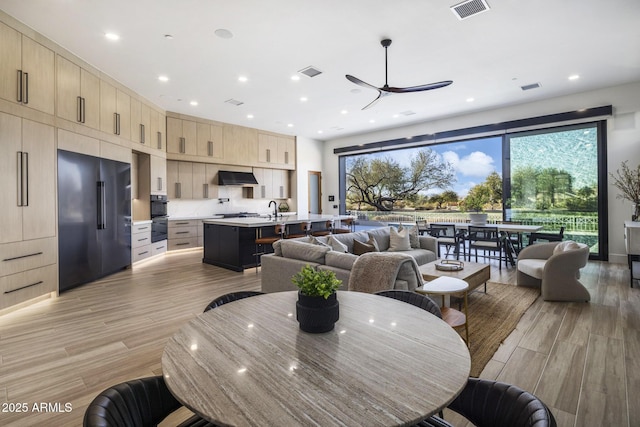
[100, 80, 131, 140]
[0, 22, 55, 115]
[223, 124, 258, 165]
[167, 117, 197, 156]
[150, 110, 166, 151]
[56, 55, 100, 129]
[131, 99, 152, 146]
[196, 122, 223, 159]
[258, 132, 295, 170]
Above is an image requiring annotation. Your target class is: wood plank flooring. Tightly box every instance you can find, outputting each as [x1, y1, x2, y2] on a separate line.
[0, 249, 637, 426]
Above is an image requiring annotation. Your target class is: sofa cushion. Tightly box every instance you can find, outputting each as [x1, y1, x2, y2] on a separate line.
[367, 227, 391, 252]
[402, 248, 437, 265]
[398, 224, 420, 249]
[389, 226, 411, 251]
[353, 239, 378, 255]
[553, 240, 581, 255]
[517, 259, 546, 279]
[279, 240, 331, 264]
[327, 235, 349, 253]
[325, 251, 359, 270]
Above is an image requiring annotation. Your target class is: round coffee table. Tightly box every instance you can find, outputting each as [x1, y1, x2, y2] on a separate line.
[416, 276, 469, 346]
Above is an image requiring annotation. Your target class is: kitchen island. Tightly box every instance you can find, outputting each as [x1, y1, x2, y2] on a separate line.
[202, 214, 354, 271]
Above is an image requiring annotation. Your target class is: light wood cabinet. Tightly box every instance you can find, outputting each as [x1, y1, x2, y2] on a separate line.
[206, 164, 220, 199]
[150, 155, 167, 195]
[258, 132, 295, 169]
[167, 160, 193, 199]
[131, 99, 152, 146]
[251, 168, 290, 200]
[167, 117, 197, 155]
[196, 122, 223, 159]
[168, 220, 200, 251]
[0, 112, 56, 244]
[223, 124, 258, 165]
[0, 22, 55, 115]
[258, 133, 277, 164]
[273, 169, 290, 199]
[191, 163, 220, 199]
[131, 222, 152, 263]
[277, 137, 295, 167]
[56, 55, 100, 129]
[150, 111, 166, 151]
[100, 80, 131, 139]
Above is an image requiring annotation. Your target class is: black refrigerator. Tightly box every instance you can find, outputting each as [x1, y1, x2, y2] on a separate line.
[57, 150, 131, 292]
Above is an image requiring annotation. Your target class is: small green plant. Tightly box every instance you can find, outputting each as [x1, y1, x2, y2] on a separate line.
[292, 265, 341, 299]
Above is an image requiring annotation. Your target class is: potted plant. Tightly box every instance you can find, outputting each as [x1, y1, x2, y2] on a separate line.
[292, 265, 341, 333]
[611, 161, 640, 220]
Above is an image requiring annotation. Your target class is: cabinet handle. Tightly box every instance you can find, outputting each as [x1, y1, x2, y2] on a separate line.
[266, 148, 271, 162]
[176, 242, 190, 246]
[21, 152, 29, 206]
[3, 251, 43, 262]
[138, 227, 149, 230]
[280, 185, 284, 198]
[179, 137, 185, 153]
[157, 131, 162, 149]
[155, 245, 165, 250]
[17, 70, 23, 102]
[77, 96, 83, 122]
[176, 182, 181, 198]
[261, 185, 266, 199]
[175, 222, 189, 225]
[23, 72, 29, 104]
[138, 237, 148, 242]
[81, 97, 86, 123]
[138, 251, 149, 256]
[97, 181, 106, 229]
[16, 152, 23, 206]
[208, 141, 213, 156]
[157, 177, 162, 191]
[285, 151, 289, 164]
[4, 281, 43, 294]
[113, 112, 118, 134]
[176, 231, 190, 235]
[140, 124, 145, 144]
[204, 183, 209, 198]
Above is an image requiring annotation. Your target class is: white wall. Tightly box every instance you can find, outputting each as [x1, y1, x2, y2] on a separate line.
[318, 81, 640, 263]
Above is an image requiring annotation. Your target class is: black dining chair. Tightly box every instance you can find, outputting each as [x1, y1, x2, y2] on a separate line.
[467, 225, 504, 270]
[375, 290, 442, 319]
[428, 223, 464, 260]
[528, 226, 565, 245]
[84, 375, 218, 427]
[415, 377, 557, 427]
[203, 291, 264, 312]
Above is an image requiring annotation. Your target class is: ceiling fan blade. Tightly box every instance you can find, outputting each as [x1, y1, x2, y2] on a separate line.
[346, 75, 380, 91]
[384, 80, 453, 93]
[361, 91, 391, 110]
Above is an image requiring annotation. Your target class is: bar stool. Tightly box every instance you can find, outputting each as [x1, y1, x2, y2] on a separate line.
[312, 220, 334, 236]
[254, 224, 285, 273]
[286, 221, 312, 239]
[333, 217, 355, 234]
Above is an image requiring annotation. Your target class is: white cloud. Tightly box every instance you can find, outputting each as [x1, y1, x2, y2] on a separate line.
[443, 150, 495, 177]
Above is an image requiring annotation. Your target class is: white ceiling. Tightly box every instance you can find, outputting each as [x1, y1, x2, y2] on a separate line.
[1, 0, 639, 141]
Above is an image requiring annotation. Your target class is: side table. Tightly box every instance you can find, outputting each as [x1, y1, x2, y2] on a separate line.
[416, 276, 469, 346]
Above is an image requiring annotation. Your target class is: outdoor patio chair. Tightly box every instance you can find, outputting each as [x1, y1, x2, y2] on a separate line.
[467, 225, 505, 270]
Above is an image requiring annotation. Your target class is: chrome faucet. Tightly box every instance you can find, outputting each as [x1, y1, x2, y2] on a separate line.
[268, 200, 278, 218]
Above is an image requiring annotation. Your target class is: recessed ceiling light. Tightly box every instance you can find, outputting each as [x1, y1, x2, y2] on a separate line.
[287, 123, 294, 128]
[300, 97, 308, 102]
[164, 34, 173, 40]
[190, 101, 198, 106]
[466, 97, 475, 102]
[291, 75, 300, 81]
[341, 110, 348, 115]
[238, 76, 248, 83]
[317, 130, 323, 134]
[369, 119, 376, 123]
[105, 32, 120, 41]
[392, 114, 400, 118]
[247, 114, 254, 119]
[158, 75, 169, 82]
[569, 74, 580, 80]
[214, 29, 234, 39]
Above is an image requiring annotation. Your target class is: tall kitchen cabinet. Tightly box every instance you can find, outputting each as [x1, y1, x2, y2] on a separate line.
[100, 80, 131, 140]
[56, 55, 100, 129]
[0, 22, 55, 115]
[0, 112, 57, 310]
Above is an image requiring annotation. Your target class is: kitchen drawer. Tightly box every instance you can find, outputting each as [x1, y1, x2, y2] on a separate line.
[151, 240, 168, 256]
[169, 220, 199, 228]
[1, 264, 57, 310]
[132, 231, 152, 248]
[132, 223, 152, 234]
[169, 226, 198, 239]
[132, 244, 152, 263]
[168, 237, 199, 251]
[0, 237, 57, 277]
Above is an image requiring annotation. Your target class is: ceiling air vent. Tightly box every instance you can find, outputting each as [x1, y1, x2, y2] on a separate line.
[224, 98, 244, 106]
[521, 82, 541, 91]
[298, 66, 323, 78]
[451, 0, 490, 20]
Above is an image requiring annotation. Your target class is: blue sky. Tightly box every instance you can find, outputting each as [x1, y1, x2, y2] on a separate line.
[362, 136, 503, 197]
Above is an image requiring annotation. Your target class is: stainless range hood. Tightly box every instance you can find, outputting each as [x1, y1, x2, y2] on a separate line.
[218, 170, 258, 185]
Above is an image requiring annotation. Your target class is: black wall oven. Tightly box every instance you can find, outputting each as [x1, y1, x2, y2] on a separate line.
[150, 195, 168, 243]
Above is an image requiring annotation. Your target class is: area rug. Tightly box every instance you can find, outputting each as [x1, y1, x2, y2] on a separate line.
[463, 281, 540, 377]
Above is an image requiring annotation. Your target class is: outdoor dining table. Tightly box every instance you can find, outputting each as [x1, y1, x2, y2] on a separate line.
[162, 291, 471, 426]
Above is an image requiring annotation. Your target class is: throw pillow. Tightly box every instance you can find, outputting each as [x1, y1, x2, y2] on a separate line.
[280, 240, 331, 263]
[353, 239, 378, 256]
[389, 226, 411, 251]
[367, 228, 391, 251]
[327, 235, 349, 253]
[307, 235, 330, 248]
[398, 224, 420, 249]
[553, 240, 580, 254]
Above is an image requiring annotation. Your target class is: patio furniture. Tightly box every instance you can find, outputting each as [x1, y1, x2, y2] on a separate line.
[528, 226, 565, 245]
[428, 223, 464, 260]
[466, 225, 505, 270]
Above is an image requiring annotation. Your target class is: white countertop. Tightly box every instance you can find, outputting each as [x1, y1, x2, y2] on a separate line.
[203, 214, 354, 228]
[168, 215, 224, 221]
[132, 220, 153, 225]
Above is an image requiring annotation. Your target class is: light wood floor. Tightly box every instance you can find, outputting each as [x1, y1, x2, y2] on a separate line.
[0, 249, 637, 426]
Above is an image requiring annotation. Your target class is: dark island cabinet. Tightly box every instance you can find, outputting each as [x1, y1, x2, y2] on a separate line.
[203, 224, 258, 271]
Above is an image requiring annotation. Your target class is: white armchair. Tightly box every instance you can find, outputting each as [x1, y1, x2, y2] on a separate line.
[517, 241, 590, 302]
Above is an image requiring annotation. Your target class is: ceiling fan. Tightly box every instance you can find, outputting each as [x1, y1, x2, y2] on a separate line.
[346, 39, 453, 110]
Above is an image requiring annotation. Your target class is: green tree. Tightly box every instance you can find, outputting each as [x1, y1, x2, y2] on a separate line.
[429, 194, 446, 209]
[346, 149, 455, 211]
[511, 166, 538, 208]
[462, 184, 490, 212]
[441, 190, 459, 207]
[484, 171, 503, 209]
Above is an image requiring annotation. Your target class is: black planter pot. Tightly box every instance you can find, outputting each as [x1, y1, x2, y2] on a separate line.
[296, 291, 339, 333]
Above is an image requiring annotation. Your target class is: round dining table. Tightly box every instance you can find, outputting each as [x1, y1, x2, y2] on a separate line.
[162, 291, 471, 426]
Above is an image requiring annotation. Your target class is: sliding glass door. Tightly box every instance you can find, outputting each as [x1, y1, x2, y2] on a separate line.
[504, 122, 607, 259]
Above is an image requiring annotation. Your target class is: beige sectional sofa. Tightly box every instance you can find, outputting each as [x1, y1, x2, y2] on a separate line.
[260, 226, 438, 293]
